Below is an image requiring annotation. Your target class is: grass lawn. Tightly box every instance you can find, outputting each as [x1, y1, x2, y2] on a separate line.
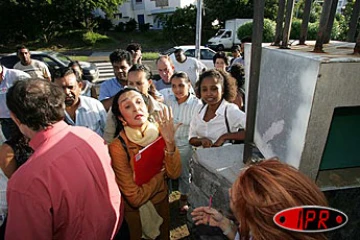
[68, 56, 90, 61]
[0, 30, 173, 61]
[0, 30, 173, 53]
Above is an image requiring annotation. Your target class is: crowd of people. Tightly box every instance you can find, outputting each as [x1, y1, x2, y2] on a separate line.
[0, 41, 329, 240]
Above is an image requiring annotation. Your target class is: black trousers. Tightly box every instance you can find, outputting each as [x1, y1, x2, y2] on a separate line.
[113, 218, 130, 240]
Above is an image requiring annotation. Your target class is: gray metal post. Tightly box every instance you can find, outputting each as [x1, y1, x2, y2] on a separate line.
[324, 0, 339, 43]
[281, 0, 295, 48]
[314, 0, 333, 52]
[273, 0, 286, 46]
[195, 0, 202, 60]
[299, 0, 313, 45]
[347, 0, 360, 42]
[243, 0, 265, 163]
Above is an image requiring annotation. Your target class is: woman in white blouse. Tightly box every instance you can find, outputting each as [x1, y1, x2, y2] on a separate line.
[165, 71, 202, 213]
[189, 69, 246, 148]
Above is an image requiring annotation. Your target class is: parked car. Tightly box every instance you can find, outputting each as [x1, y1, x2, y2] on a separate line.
[0, 51, 99, 82]
[163, 46, 216, 69]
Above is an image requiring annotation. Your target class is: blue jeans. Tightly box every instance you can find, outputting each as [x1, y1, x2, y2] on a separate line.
[177, 144, 193, 196]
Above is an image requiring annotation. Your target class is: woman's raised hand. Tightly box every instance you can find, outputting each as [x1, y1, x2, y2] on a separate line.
[154, 107, 181, 151]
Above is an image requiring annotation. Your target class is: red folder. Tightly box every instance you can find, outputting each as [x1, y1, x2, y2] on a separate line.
[134, 136, 166, 186]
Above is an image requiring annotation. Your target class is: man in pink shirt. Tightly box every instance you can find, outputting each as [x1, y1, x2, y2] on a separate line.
[5, 78, 125, 239]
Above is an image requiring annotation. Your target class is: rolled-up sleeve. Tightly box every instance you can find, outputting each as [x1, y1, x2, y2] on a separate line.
[164, 148, 181, 180]
[227, 104, 246, 130]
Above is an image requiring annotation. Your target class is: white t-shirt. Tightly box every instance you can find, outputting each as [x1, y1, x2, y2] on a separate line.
[173, 57, 207, 88]
[189, 99, 246, 144]
[155, 79, 173, 102]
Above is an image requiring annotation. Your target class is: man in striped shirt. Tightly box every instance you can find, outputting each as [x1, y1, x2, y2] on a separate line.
[53, 67, 107, 136]
[13, 45, 51, 81]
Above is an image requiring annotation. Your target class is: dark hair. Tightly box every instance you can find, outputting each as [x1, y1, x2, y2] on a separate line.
[109, 49, 133, 66]
[197, 69, 237, 102]
[128, 64, 152, 80]
[52, 67, 81, 83]
[68, 61, 83, 78]
[241, 36, 252, 44]
[16, 45, 28, 53]
[231, 45, 241, 52]
[111, 87, 146, 136]
[6, 124, 33, 167]
[170, 71, 190, 83]
[6, 78, 65, 131]
[212, 51, 229, 66]
[229, 63, 245, 89]
[126, 43, 142, 52]
[174, 48, 184, 55]
[128, 64, 158, 98]
[68, 61, 82, 70]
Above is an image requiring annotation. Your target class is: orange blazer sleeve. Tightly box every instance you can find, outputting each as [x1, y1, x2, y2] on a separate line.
[164, 148, 182, 180]
[109, 137, 166, 208]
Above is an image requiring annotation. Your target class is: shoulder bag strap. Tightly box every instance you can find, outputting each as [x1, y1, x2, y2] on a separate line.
[118, 135, 130, 161]
[224, 105, 230, 133]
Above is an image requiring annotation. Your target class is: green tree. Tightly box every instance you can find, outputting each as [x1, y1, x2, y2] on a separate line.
[158, 5, 197, 45]
[202, 0, 278, 26]
[237, 18, 276, 42]
[294, 0, 322, 23]
[0, 0, 123, 44]
[203, 0, 253, 26]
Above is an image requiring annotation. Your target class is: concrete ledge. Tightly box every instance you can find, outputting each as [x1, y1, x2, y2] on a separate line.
[192, 145, 246, 183]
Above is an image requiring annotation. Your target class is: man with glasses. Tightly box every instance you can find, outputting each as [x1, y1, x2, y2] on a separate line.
[53, 67, 107, 137]
[99, 49, 132, 111]
[13, 45, 51, 81]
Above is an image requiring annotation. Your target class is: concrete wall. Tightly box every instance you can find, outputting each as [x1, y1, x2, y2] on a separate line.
[248, 42, 360, 180]
[189, 145, 246, 217]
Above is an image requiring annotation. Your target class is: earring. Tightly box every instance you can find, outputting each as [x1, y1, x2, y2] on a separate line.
[122, 121, 127, 126]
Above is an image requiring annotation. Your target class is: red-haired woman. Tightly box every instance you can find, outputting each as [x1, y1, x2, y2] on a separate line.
[191, 159, 328, 240]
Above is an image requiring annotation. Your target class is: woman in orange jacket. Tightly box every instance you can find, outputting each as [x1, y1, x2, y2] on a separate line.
[109, 88, 181, 240]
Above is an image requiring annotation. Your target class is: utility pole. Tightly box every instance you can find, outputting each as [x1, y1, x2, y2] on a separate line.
[195, 0, 202, 60]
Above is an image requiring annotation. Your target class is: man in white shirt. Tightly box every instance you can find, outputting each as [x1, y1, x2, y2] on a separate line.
[0, 65, 31, 140]
[53, 67, 107, 136]
[13, 45, 51, 81]
[173, 49, 206, 88]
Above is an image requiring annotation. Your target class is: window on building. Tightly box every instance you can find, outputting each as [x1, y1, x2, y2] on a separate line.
[155, 0, 169, 7]
[136, 0, 142, 3]
[137, 14, 145, 25]
[113, 13, 122, 19]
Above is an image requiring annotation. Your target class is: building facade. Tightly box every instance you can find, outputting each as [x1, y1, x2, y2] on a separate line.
[112, 0, 195, 29]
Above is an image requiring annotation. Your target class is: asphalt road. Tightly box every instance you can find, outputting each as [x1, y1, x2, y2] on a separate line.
[94, 60, 158, 83]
